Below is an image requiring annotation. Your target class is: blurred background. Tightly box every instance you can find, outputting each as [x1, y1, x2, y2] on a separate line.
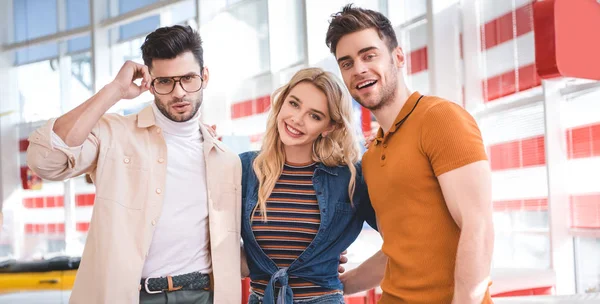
[0, 0, 599, 302]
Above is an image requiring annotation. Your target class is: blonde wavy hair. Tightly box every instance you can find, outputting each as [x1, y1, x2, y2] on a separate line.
[252, 67, 361, 221]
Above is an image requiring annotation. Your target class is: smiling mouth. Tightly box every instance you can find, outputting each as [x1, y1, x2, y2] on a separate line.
[285, 122, 304, 136]
[356, 80, 377, 90]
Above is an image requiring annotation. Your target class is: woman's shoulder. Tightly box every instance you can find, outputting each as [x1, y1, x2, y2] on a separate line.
[320, 162, 364, 182]
[239, 151, 259, 166]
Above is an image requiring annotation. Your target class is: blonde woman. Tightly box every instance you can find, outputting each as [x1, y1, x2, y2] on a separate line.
[239, 68, 377, 304]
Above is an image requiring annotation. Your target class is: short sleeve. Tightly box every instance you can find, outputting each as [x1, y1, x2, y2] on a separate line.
[420, 102, 488, 177]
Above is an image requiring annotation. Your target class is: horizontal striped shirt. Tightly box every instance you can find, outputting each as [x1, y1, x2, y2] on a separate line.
[251, 161, 339, 300]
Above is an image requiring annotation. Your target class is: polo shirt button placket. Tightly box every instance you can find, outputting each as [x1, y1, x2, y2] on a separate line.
[380, 140, 388, 165]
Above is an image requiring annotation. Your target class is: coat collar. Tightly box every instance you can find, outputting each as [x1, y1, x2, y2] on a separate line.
[136, 105, 225, 153]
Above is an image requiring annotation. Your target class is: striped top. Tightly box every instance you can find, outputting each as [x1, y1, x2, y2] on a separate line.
[250, 161, 339, 300]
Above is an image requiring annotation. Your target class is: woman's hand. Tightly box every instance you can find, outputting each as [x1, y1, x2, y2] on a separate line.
[338, 250, 348, 274]
[364, 134, 376, 149]
[204, 124, 218, 138]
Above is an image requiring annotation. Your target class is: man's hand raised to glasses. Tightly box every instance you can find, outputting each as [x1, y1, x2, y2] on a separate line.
[111, 61, 153, 100]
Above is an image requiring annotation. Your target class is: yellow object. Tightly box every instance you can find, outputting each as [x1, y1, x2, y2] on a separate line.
[0, 270, 76, 294]
[0, 111, 14, 117]
[0, 258, 77, 294]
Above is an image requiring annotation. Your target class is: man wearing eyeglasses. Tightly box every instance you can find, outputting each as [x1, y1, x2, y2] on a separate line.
[26, 25, 241, 304]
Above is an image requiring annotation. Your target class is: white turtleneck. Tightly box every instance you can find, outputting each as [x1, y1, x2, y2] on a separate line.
[50, 103, 211, 278]
[141, 102, 211, 278]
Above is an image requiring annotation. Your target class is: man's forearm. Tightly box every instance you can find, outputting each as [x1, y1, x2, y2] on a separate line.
[54, 83, 122, 147]
[453, 219, 494, 304]
[341, 250, 387, 295]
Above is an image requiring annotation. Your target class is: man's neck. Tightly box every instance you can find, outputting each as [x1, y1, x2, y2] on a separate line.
[151, 102, 200, 139]
[372, 86, 412, 133]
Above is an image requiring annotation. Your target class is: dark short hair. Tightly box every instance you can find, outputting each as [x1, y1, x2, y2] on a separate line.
[141, 25, 203, 71]
[326, 4, 398, 55]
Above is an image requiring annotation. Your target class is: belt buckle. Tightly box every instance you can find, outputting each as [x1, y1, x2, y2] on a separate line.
[144, 277, 163, 294]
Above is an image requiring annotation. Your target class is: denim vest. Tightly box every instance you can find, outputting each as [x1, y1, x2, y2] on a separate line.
[239, 152, 377, 304]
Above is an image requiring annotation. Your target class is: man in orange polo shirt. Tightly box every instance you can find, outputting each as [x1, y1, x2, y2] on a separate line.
[326, 5, 494, 304]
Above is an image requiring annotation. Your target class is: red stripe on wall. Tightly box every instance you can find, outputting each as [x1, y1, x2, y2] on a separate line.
[570, 193, 600, 228]
[488, 122, 600, 171]
[75, 193, 95, 206]
[19, 139, 29, 152]
[76, 222, 90, 232]
[24, 223, 65, 234]
[481, 3, 534, 51]
[23, 194, 95, 208]
[483, 63, 542, 103]
[231, 95, 271, 119]
[23, 196, 65, 208]
[567, 123, 600, 159]
[492, 287, 553, 297]
[489, 135, 546, 171]
[24, 222, 91, 234]
[494, 198, 548, 212]
[408, 47, 428, 75]
[361, 107, 372, 138]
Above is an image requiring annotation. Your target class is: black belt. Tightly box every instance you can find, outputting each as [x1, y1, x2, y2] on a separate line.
[141, 272, 210, 294]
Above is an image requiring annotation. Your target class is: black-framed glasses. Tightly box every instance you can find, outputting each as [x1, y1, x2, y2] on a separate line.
[151, 74, 203, 95]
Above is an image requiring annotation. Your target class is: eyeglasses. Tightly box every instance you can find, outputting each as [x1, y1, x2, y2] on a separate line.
[151, 74, 203, 95]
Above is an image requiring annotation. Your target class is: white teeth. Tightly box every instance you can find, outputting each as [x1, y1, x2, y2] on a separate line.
[357, 80, 376, 89]
[286, 124, 301, 135]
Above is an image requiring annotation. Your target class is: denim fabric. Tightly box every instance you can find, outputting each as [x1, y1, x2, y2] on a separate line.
[248, 291, 345, 304]
[239, 152, 377, 304]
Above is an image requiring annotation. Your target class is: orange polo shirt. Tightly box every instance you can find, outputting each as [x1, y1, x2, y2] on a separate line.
[362, 92, 490, 303]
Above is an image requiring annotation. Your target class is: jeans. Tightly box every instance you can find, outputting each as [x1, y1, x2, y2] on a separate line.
[248, 291, 345, 304]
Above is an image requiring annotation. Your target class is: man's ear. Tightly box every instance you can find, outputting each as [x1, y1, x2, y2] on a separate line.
[201, 66, 210, 89]
[393, 46, 406, 69]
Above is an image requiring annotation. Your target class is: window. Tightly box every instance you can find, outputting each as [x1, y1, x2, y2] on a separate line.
[575, 237, 600, 293]
[202, 0, 270, 81]
[478, 101, 550, 269]
[388, 0, 427, 27]
[18, 60, 61, 122]
[562, 83, 600, 293]
[397, 21, 429, 95]
[268, 0, 306, 71]
[66, 0, 91, 53]
[67, 52, 94, 111]
[118, 0, 160, 41]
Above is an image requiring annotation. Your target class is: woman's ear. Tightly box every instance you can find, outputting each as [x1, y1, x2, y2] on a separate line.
[323, 122, 337, 137]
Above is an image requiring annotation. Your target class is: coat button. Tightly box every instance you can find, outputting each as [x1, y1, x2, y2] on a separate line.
[381, 155, 386, 160]
[155, 188, 162, 194]
[383, 143, 388, 148]
[151, 219, 156, 226]
[156, 128, 161, 134]
[158, 158, 164, 163]
[123, 157, 130, 164]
